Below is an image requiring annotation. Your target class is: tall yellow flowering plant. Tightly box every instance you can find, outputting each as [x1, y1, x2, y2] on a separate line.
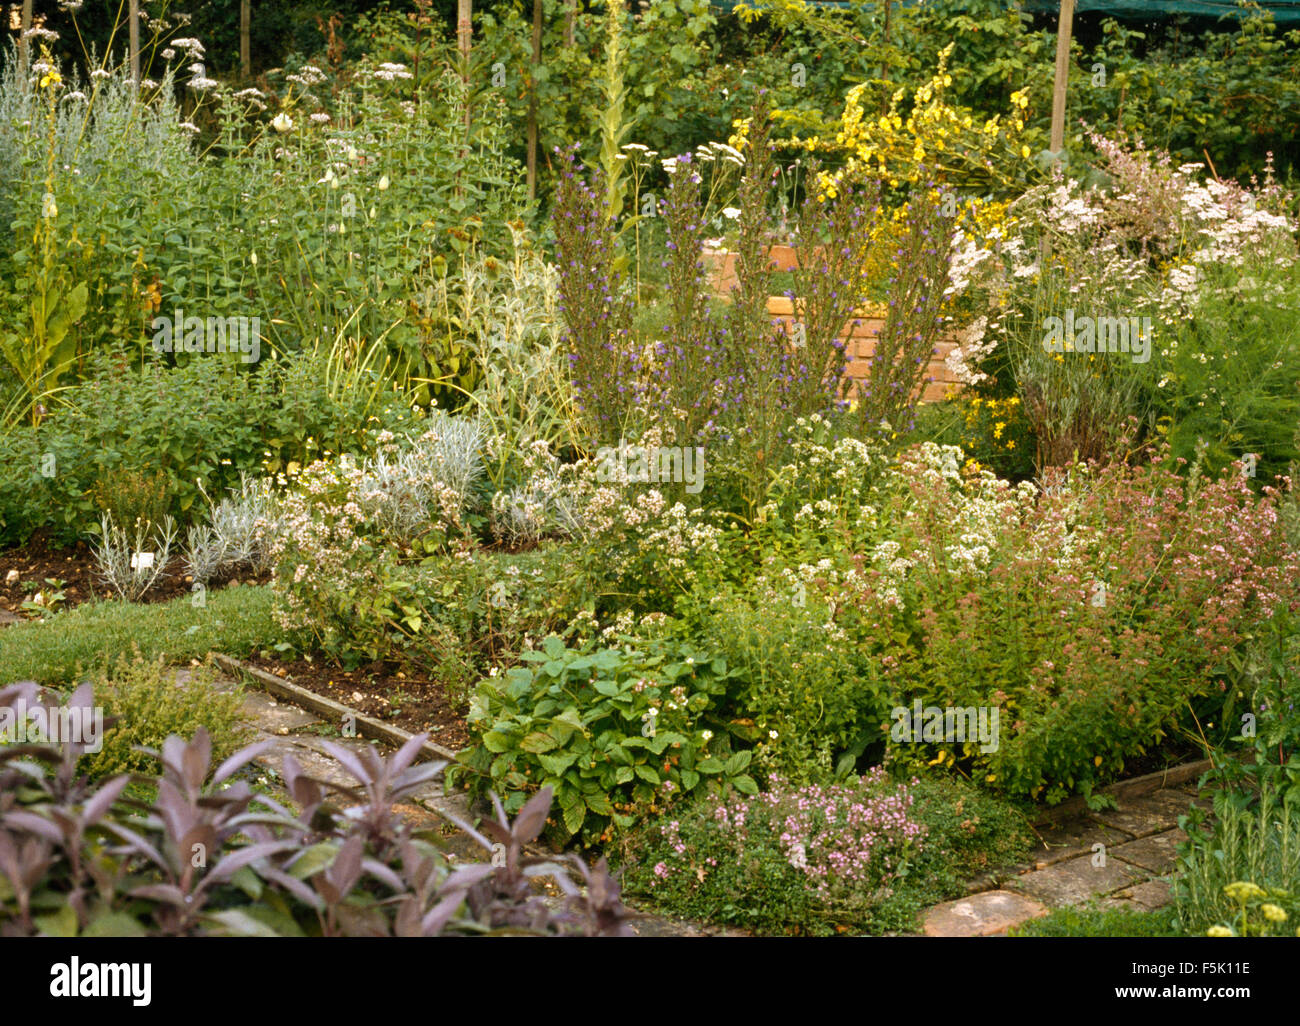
[821, 45, 1032, 195]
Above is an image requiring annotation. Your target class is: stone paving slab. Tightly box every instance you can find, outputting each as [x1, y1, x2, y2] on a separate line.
[240, 691, 323, 734]
[1112, 878, 1173, 911]
[1030, 819, 1136, 870]
[1108, 829, 1186, 875]
[253, 736, 362, 790]
[1088, 789, 1196, 838]
[923, 890, 1050, 936]
[1007, 852, 1147, 908]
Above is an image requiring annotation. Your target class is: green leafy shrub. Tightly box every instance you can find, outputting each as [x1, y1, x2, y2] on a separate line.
[457, 635, 757, 846]
[0, 348, 423, 546]
[1173, 610, 1300, 937]
[700, 570, 894, 782]
[1158, 250, 1300, 486]
[875, 442, 1300, 803]
[400, 544, 591, 706]
[80, 653, 252, 780]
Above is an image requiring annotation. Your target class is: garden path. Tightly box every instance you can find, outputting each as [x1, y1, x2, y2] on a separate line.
[922, 782, 1210, 936]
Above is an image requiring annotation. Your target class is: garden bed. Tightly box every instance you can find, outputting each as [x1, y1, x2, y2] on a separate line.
[0, 534, 270, 619]
[237, 652, 471, 751]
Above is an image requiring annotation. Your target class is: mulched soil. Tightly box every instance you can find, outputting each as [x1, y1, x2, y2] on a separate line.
[244, 653, 471, 752]
[0, 533, 269, 618]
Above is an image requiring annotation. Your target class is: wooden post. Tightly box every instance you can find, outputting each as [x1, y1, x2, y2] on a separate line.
[1049, 0, 1075, 161]
[18, 0, 32, 75]
[128, 0, 140, 90]
[458, 0, 472, 129]
[527, 0, 543, 202]
[240, 0, 251, 79]
[880, 0, 891, 85]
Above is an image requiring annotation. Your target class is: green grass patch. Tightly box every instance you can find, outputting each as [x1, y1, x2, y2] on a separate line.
[1010, 901, 1181, 937]
[0, 583, 282, 685]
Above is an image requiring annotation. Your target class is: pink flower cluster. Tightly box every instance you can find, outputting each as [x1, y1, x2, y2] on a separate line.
[652, 770, 925, 900]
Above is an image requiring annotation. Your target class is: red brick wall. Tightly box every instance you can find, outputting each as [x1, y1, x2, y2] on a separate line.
[703, 250, 961, 404]
[766, 296, 960, 404]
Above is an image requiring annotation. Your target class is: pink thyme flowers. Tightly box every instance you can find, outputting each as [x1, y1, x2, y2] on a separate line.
[649, 769, 925, 903]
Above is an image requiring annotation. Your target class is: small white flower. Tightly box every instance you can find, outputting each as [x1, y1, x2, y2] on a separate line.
[270, 112, 294, 133]
[377, 174, 390, 191]
[768, 730, 778, 740]
[722, 206, 741, 220]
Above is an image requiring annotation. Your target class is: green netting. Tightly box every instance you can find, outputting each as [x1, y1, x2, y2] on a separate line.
[1022, 0, 1300, 21]
[709, 1, 1300, 23]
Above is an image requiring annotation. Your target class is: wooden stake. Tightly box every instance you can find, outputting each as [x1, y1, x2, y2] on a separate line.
[527, 0, 543, 202]
[1049, 0, 1075, 161]
[240, 0, 251, 79]
[564, 0, 577, 47]
[18, 0, 32, 75]
[127, 0, 142, 91]
[458, 0, 472, 129]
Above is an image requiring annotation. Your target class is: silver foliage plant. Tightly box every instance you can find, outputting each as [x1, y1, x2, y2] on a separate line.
[355, 412, 488, 546]
[182, 474, 279, 585]
[491, 440, 588, 546]
[91, 511, 177, 601]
